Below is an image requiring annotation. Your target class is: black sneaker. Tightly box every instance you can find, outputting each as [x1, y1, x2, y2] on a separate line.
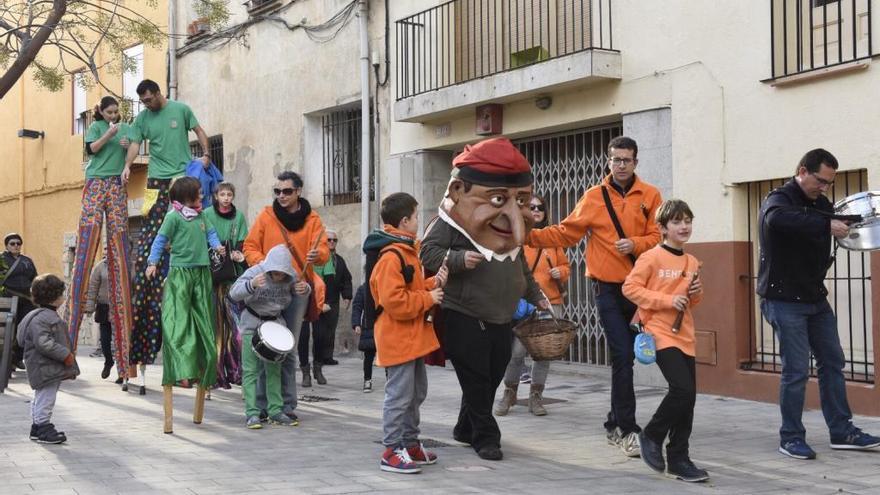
[638, 432, 665, 472]
[101, 362, 113, 379]
[259, 410, 269, 423]
[284, 411, 299, 424]
[476, 445, 503, 461]
[324, 358, 339, 366]
[666, 458, 709, 482]
[36, 423, 66, 445]
[29, 423, 39, 440]
[114, 377, 124, 384]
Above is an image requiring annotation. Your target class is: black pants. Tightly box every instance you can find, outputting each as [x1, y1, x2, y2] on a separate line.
[319, 303, 340, 361]
[442, 308, 513, 452]
[594, 281, 641, 435]
[11, 296, 35, 365]
[643, 347, 696, 462]
[96, 303, 113, 366]
[297, 320, 323, 367]
[363, 349, 375, 380]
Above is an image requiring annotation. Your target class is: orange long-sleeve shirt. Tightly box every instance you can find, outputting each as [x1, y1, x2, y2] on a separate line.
[370, 226, 440, 368]
[242, 205, 330, 275]
[622, 245, 702, 356]
[523, 245, 570, 305]
[528, 174, 662, 283]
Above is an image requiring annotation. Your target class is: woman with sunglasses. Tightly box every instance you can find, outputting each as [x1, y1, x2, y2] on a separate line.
[243, 170, 329, 423]
[2, 233, 38, 375]
[494, 195, 570, 417]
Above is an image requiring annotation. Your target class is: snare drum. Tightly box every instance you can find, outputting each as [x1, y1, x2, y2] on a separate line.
[252, 321, 295, 363]
[834, 191, 880, 251]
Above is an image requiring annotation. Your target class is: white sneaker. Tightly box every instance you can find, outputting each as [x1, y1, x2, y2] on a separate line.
[619, 431, 641, 457]
[606, 427, 622, 446]
[363, 379, 372, 393]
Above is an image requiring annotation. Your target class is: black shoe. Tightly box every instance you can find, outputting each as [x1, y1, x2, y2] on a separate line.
[324, 358, 339, 366]
[36, 423, 66, 444]
[115, 377, 124, 384]
[29, 423, 39, 440]
[259, 410, 269, 423]
[14, 360, 25, 370]
[452, 430, 472, 445]
[138, 385, 146, 395]
[121, 383, 128, 392]
[666, 458, 709, 482]
[477, 445, 503, 461]
[101, 362, 113, 379]
[285, 411, 299, 423]
[639, 432, 665, 473]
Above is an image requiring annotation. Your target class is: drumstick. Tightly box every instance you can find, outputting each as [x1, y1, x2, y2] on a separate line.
[545, 253, 567, 297]
[672, 263, 702, 334]
[301, 227, 326, 275]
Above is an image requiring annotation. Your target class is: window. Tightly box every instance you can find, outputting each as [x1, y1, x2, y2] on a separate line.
[72, 72, 87, 135]
[190, 135, 224, 172]
[322, 107, 374, 205]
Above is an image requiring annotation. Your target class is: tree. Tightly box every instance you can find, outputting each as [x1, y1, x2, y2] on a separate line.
[0, 0, 228, 100]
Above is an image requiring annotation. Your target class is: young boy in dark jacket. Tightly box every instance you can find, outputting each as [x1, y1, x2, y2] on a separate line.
[351, 284, 376, 393]
[17, 274, 80, 444]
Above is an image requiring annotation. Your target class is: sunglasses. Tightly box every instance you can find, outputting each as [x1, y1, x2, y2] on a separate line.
[273, 187, 299, 197]
[6, 241, 21, 246]
[529, 205, 545, 212]
[327, 238, 338, 242]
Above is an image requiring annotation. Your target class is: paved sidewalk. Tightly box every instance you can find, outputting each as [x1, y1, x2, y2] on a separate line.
[2, 351, 880, 495]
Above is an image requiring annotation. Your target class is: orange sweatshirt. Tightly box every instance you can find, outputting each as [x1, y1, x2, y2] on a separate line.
[523, 245, 570, 305]
[242, 205, 330, 275]
[528, 175, 662, 283]
[370, 226, 440, 368]
[622, 244, 702, 356]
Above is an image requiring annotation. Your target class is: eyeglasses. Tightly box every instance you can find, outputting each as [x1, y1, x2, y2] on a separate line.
[810, 173, 834, 187]
[529, 205, 545, 212]
[327, 238, 338, 243]
[609, 157, 635, 167]
[6, 241, 21, 246]
[273, 187, 299, 197]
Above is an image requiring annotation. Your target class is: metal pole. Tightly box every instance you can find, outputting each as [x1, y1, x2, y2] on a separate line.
[359, 0, 371, 261]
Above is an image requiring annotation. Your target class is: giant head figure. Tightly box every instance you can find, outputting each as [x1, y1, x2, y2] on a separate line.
[441, 138, 535, 254]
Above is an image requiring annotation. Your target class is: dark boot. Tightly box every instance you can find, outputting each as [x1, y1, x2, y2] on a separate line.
[494, 382, 518, 416]
[300, 365, 312, 388]
[528, 384, 547, 416]
[313, 363, 327, 385]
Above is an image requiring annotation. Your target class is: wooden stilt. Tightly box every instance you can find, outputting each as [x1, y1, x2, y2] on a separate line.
[193, 386, 206, 424]
[139, 364, 147, 387]
[163, 385, 173, 434]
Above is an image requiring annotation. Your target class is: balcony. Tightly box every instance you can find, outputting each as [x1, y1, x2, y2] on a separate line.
[766, 0, 878, 84]
[394, 0, 620, 123]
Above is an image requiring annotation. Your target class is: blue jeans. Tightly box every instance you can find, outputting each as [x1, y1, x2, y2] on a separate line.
[760, 299, 855, 443]
[594, 281, 640, 435]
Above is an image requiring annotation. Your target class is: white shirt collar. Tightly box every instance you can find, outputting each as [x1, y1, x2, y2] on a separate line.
[437, 207, 521, 262]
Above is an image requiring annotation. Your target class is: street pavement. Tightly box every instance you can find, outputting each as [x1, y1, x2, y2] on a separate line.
[2, 350, 880, 494]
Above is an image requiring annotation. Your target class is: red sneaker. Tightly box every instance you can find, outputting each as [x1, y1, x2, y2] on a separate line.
[407, 443, 438, 465]
[380, 446, 422, 473]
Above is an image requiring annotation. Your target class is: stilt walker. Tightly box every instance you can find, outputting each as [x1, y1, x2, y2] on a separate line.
[67, 97, 134, 389]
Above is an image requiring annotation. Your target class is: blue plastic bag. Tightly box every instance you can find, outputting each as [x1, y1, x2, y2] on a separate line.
[634, 331, 657, 365]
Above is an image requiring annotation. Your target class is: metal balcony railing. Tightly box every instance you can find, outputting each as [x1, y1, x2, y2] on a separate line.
[769, 0, 877, 79]
[396, 0, 615, 100]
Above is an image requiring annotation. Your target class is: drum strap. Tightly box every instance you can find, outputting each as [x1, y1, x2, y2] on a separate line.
[245, 305, 278, 321]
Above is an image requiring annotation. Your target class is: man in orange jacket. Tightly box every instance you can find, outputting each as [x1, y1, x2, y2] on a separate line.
[528, 136, 663, 458]
[243, 170, 329, 423]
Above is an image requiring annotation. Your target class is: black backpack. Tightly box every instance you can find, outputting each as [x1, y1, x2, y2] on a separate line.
[362, 246, 414, 330]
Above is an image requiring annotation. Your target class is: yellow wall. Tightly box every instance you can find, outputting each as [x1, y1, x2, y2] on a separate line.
[0, 0, 167, 275]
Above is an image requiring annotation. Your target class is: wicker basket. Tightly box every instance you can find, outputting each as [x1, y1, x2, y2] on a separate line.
[513, 312, 578, 361]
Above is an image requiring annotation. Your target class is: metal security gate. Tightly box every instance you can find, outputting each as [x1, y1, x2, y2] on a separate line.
[742, 170, 874, 383]
[515, 123, 621, 365]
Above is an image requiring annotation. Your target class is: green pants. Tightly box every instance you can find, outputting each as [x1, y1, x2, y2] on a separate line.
[241, 330, 283, 417]
[161, 266, 217, 387]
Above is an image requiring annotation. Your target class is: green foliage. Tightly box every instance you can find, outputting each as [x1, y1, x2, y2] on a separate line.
[194, 0, 231, 31]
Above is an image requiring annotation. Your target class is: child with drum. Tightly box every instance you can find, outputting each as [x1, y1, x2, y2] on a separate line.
[622, 199, 707, 483]
[230, 244, 310, 429]
[366, 192, 447, 474]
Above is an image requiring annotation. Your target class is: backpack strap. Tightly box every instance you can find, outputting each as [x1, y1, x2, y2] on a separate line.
[601, 186, 637, 265]
[373, 247, 415, 317]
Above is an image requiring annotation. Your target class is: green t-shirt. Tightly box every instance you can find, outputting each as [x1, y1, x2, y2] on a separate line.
[203, 207, 249, 244]
[84, 121, 130, 178]
[129, 100, 199, 179]
[157, 211, 211, 267]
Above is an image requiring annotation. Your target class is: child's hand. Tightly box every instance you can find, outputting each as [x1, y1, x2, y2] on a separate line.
[251, 273, 266, 288]
[306, 249, 319, 264]
[145, 265, 157, 279]
[550, 267, 562, 279]
[672, 295, 689, 311]
[63, 353, 75, 367]
[537, 299, 551, 311]
[231, 250, 244, 263]
[294, 281, 309, 295]
[429, 287, 444, 305]
[688, 277, 703, 296]
[463, 251, 484, 269]
[434, 265, 448, 288]
[353, 325, 361, 336]
[215, 245, 226, 256]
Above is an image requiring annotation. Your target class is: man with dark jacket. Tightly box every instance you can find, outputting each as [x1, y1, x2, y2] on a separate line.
[315, 230, 353, 365]
[2, 233, 38, 370]
[758, 148, 880, 460]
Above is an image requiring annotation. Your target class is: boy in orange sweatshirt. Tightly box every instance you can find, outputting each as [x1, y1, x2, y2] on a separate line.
[622, 199, 708, 483]
[368, 192, 448, 474]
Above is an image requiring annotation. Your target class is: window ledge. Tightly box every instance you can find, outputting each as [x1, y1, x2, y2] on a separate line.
[763, 58, 872, 87]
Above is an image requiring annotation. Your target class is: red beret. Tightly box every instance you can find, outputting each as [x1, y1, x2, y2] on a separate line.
[452, 138, 533, 187]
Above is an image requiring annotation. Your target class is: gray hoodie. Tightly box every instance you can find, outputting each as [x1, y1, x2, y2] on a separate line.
[230, 245, 307, 332]
[17, 307, 80, 389]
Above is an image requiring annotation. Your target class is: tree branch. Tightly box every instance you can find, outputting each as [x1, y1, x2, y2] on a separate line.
[0, 0, 66, 98]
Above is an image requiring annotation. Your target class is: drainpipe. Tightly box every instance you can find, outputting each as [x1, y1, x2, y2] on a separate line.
[358, 0, 371, 260]
[18, 81, 25, 235]
[168, 0, 178, 99]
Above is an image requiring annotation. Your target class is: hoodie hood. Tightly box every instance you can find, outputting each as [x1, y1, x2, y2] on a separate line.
[262, 245, 296, 278]
[362, 228, 414, 253]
